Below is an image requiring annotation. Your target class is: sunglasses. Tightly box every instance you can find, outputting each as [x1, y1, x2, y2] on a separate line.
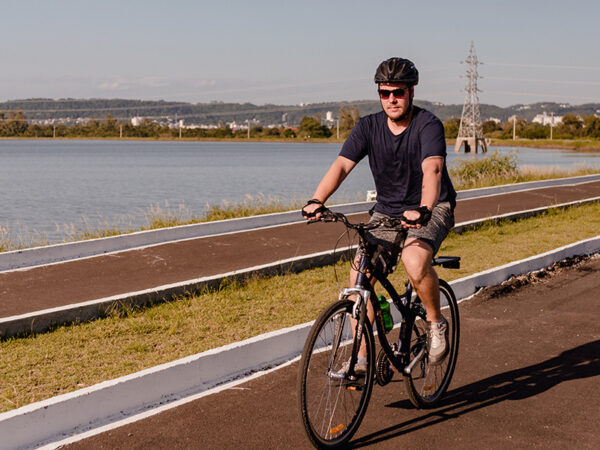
[378, 88, 408, 99]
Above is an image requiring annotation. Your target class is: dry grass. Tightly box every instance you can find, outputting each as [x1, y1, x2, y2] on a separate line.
[0, 225, 48, 253]
[1, 202, 599, 412]
[449, 151, 599, 190]
[201, 194, 304, 222]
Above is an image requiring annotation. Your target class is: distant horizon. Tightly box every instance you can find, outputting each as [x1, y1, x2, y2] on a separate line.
[2, 96, 599, 109]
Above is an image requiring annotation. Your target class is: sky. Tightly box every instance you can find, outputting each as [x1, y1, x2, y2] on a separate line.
[1, 0, 599, 108]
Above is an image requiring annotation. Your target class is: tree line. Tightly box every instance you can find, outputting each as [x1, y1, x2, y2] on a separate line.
[0, 107, 361, 140]
[2, 108, 599, 141]
[443, 114, 600, 140]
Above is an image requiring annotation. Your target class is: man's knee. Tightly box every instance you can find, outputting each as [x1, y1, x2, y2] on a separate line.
[401, 238, 434, 282]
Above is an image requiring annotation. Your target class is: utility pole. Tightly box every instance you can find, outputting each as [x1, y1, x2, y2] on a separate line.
[513, 115, 516, 140]
[53, 124, 56, 138]
[455, 41, 487, 153]
[550, 112, 554, 140]
[247, 119, 250, 139]
[120, 124, 123, 139]
[336, 119, 339, 140]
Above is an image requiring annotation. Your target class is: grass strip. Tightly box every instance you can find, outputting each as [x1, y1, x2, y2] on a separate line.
[1, 202, 599, 412]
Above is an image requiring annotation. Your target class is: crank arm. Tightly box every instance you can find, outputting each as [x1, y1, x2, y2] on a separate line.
[403, 346, 426, 376]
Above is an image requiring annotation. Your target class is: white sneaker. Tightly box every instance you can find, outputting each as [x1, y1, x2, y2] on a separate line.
[427, 317, 449, 366]
[340, 356, 367, 375]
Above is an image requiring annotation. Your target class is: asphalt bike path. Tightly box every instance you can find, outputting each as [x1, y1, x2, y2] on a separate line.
[1, 180, 599, 319]
[66, 255, 600, 449]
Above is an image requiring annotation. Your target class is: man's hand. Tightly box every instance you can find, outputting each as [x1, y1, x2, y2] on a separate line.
[301, 199, 325, 221]
[401, 206, 432, 229]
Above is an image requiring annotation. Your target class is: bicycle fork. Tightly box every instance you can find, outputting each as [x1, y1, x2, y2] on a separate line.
[327, 286, 370, 381]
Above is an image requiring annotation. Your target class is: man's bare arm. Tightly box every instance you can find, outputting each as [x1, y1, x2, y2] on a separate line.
[303, 156, 357, 219]
[419, 155, 443, 210]
[402, 155, 443, 228]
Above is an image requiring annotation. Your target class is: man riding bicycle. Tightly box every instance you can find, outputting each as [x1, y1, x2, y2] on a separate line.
[302, 57, 457, 370]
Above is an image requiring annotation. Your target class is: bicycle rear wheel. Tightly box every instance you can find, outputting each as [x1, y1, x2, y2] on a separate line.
[404, 279, 460, 408]
[297, 300, 375, 448]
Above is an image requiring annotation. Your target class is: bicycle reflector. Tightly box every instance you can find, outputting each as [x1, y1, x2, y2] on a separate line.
[330, 424, 345, 434]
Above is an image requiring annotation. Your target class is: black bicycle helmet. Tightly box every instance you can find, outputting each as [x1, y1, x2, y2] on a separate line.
[374, 57, 419, 86]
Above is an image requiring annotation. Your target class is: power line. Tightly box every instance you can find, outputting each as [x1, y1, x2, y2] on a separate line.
[486, 62, 600, 71]
[484, 89, 600, 102]
[485, 76, 600, 87]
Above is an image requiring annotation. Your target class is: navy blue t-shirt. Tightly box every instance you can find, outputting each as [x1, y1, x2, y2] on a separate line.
[339, 107, 456, 216]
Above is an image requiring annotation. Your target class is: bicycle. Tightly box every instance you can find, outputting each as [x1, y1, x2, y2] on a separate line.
[297, 207, 460, 448]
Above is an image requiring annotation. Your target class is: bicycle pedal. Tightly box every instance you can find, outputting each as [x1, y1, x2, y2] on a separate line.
[346, 384, 363, 391]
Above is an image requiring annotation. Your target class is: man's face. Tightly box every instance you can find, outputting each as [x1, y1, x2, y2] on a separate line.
[378, 82, 413, 122]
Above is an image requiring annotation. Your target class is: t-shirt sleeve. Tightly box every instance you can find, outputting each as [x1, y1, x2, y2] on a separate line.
[419, 117, 447, 162]
[339, 118, 369, 163]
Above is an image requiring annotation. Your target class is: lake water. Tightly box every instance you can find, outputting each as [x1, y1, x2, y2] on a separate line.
[1, 139, 599, 242]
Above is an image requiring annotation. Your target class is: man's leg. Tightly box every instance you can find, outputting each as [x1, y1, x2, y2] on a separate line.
[400, 237, 440, 321]
[401, 237, 448, 365]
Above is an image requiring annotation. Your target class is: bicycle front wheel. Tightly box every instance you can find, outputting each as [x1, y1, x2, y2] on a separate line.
[297, 300, 375, 448]
[404, 279, 460, 408]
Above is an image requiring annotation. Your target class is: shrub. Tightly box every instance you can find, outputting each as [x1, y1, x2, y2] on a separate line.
[450, 151, 519, 189]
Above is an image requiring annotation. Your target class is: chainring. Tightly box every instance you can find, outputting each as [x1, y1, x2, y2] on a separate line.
[375, 346, 395, 386]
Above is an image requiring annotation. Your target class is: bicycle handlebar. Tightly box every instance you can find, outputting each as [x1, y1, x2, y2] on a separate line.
[308, 207, 414, 231]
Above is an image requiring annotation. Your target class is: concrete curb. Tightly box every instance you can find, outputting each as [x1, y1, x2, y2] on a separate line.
[2, 174, 598, 273]
[1, 235, 599, 449]
[2, 195, 598, 339]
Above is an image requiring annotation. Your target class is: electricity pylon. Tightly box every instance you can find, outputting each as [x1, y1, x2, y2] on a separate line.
[454, 41, 488, 153]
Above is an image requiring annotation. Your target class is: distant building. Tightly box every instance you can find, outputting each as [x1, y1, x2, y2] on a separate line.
[532, 112, 562, 126]
[131, 116, 143, 126]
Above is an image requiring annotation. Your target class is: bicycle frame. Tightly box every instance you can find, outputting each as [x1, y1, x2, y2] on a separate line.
[338, 244, 425, 378]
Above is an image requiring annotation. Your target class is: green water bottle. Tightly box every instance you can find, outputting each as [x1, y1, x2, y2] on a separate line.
[378, 294, 393, 333]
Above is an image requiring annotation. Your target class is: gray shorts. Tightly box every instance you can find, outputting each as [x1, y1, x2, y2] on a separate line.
[357, 202, 455, 274]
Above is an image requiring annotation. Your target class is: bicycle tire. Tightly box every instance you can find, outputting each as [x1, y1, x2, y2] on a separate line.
[404, 279, 460, 408]
[297, 300, 375, 448]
